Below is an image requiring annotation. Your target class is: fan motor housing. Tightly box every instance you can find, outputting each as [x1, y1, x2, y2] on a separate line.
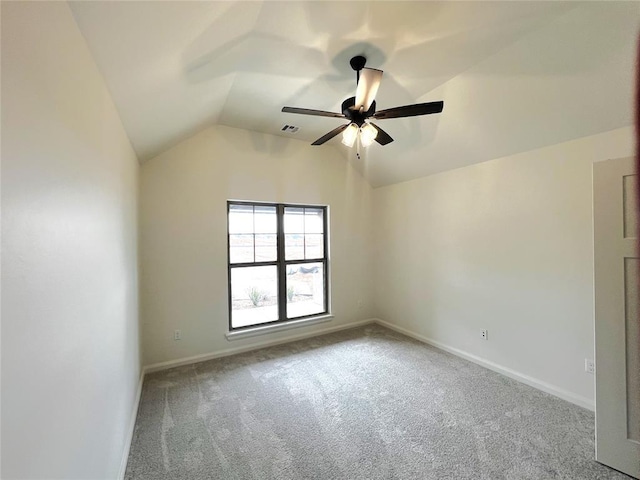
[341, 96, 376, 127]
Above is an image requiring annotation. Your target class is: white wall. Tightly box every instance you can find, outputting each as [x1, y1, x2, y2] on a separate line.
[1, 3, 140, 479]
[140, 125, 374, 366]
[373, 126, 634, 408]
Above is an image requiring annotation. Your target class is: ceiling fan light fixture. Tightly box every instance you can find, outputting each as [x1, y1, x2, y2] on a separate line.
[282, 55, 444, 147]
[341, 123, 359, 147]
[360, 122, 377, 147]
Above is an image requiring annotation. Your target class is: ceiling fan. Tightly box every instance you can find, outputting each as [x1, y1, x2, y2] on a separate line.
[281, 55, 444, 148]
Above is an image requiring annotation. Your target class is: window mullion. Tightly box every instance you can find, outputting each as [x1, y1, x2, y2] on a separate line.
[252, 205, 256, 263]
[277, 204, 287, 321]
[303, 207, 306, 260]
[227, 202, 232, 332]
[323, 208, 329, 313]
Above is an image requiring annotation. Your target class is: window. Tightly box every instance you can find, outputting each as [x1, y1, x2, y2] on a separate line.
[227, 201, 329, 330]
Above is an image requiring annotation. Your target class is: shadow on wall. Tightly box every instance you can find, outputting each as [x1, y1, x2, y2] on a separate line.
[246, 130, 291, 156]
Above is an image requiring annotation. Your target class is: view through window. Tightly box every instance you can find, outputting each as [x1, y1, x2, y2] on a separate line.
[228, 202, 328, 329]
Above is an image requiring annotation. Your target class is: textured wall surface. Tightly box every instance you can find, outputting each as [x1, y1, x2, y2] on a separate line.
[140, 125, 375, 366]
[373, 127, 634, 408]
[1, 3, 141, 478]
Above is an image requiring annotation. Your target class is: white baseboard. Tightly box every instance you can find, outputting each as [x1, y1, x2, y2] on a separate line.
[118, 369, 145, 480]
[143, 318, 376, 374]
[372, 318, 595, 411]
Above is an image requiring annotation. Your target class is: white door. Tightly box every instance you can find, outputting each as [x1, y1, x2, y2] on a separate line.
[594, 156, 639, 479]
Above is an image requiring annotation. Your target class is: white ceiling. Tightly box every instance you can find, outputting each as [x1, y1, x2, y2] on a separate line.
[69, 1, 638, 187]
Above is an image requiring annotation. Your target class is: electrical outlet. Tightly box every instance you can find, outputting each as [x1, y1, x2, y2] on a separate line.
[174, 330, 181, 341]
[481, 329, 488, 340]
[585, 359, 595, 374]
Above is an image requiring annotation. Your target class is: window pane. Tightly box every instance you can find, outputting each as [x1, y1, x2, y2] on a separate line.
[305, 234, 323, 259]
[285, 234, 304, 260]
[255, 234, 276, 262]
[229, 234, 254, 263]
[254, 206, 276, 233]
[305, 208, 324, 234]
[228, 202, 328, 330]
[229, 204, 253, 234]
[284, 207, 304, 233]
[231, 266, 279, 328]
[286, 262, 325, 319]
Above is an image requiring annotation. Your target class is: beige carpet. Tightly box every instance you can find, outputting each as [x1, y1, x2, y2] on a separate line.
[125, 324, 630, 479]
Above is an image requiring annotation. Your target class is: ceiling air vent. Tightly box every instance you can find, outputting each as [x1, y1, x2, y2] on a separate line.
[281, 124, 300, 134]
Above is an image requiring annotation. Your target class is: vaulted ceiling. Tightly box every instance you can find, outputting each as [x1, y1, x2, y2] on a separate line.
[69, 1, 638, 187]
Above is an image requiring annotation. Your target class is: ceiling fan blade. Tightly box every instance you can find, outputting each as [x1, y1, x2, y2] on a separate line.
[311, 123, 350, 146]
[373, 101, 444, 120]
[354, 68, 383, 112]
[370, 123, 394, 146]
[282, 107, 345, 118]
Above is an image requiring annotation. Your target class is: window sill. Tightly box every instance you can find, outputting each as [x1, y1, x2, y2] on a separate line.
[226, 314, 334, 341]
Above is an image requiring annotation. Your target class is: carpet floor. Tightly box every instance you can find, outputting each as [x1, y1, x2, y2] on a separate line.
[125, 324, 630, 479]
